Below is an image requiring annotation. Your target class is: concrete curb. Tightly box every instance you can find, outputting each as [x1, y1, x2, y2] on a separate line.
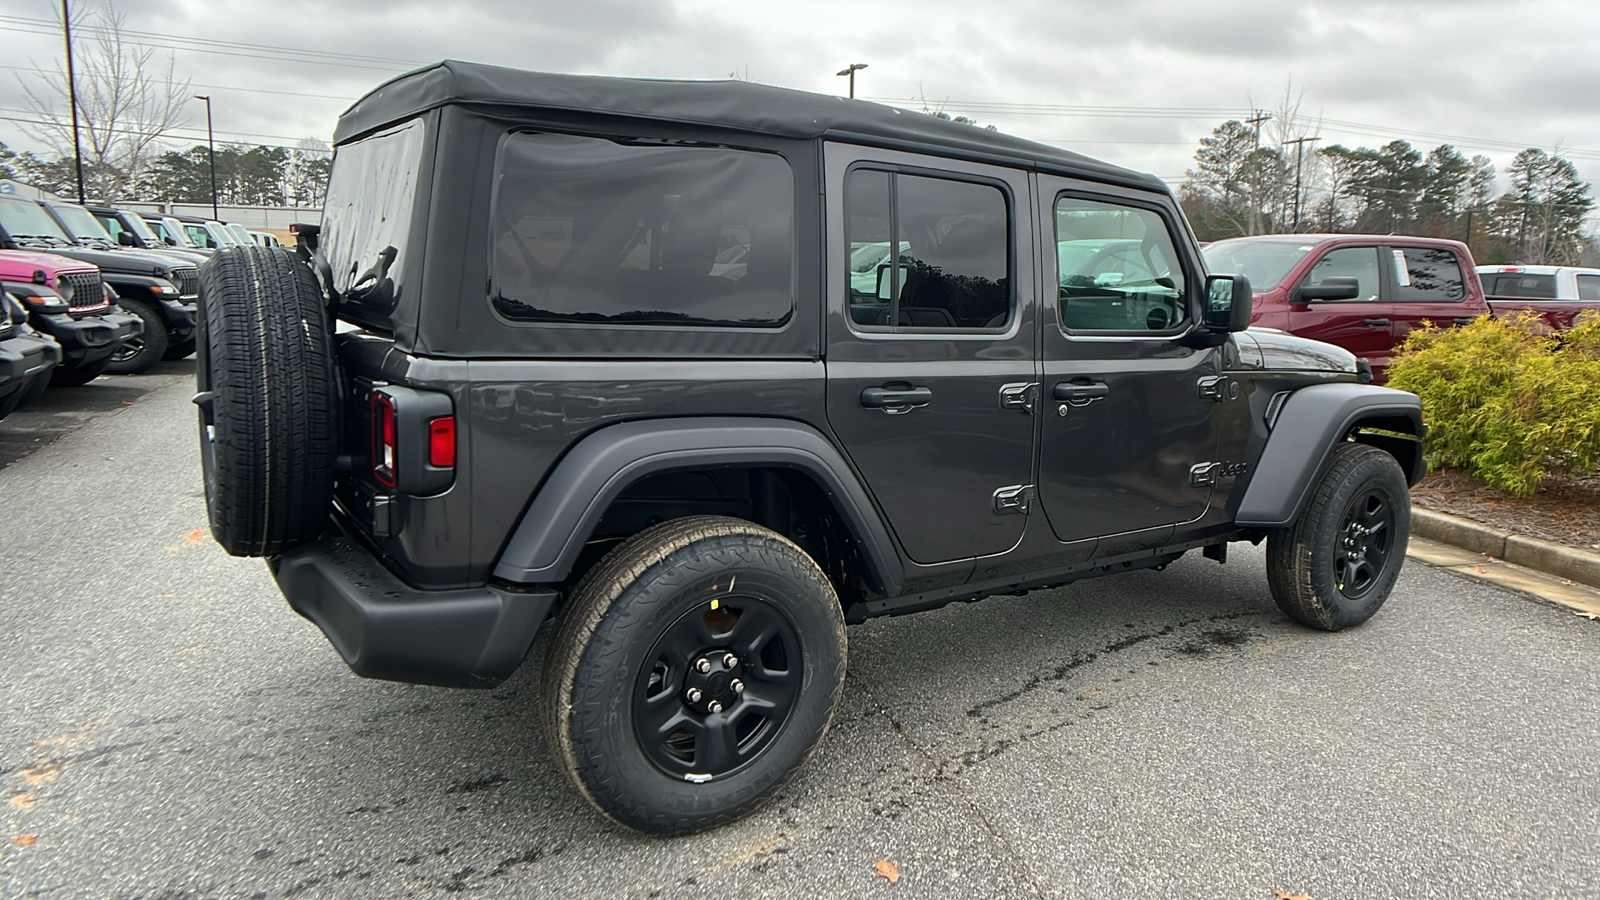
[1412, 507, 1600, 591]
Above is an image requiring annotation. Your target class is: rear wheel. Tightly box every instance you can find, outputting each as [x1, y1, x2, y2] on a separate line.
[542, 516, 847, 834]
[106, 298, 168, 375]
[1267, 443, 1410, 630]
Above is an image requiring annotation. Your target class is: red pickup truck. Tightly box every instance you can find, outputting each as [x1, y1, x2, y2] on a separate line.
[1201, 235, 1600, 382]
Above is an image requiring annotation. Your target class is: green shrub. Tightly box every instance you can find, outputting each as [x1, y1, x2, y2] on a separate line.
[1386, 311, 1600, 496]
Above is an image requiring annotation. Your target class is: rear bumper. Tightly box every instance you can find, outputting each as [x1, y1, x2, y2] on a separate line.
[0, 331, 61, 395]
[270, 529, 558, 688]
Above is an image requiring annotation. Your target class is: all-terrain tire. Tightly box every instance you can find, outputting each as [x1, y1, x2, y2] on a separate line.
[162, 337, 197, 361]
[197, 245, 337, 557]
[105, 297, 168, 375]
[50, 354, 111, 387]
[542, 516, 847, 834]
[1267, 443, 1411, 631]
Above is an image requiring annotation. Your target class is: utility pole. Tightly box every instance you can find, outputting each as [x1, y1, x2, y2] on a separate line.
[836, 63, 867, 99]
[1243, 110, 1271, 235]
[61, 0, 86, 203]
[1285, 135, 1320, 232]
[194, 95, 218, 220]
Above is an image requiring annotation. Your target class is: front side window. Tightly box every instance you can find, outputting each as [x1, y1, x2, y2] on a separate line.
[1301, 247, 1381, 301]
[1056, 197, 1186, 333]
[492, 133, 794, 328]
[845, 169, 1010, 330]
[1577, 274, 1600, 302]
[1393, 246, 1465, 302]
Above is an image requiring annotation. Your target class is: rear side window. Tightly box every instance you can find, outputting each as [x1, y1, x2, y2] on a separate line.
[1484, 273, 1557, 299]
[491, 133, 794, 328]
[1056, 197, 1186, 333]
[322, 118, 425, 312]
[1578, 274, 1600, 302]
[1301, 247, 1381, 301]
[1393, 247, 1465, 302]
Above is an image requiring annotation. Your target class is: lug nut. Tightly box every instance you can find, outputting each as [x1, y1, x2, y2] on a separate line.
[731, 679, 744, 694]
[695, 658, 712, 674]
[686, 687, 703, 703]
[708, 700, 723, 714]
[723, 653, 739, 669]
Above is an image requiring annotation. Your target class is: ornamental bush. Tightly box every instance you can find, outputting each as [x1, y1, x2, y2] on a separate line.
[1386, 311, 1600, 496]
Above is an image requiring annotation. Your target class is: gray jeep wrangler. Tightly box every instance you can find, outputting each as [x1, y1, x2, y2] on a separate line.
[196, 61, 1424, 834]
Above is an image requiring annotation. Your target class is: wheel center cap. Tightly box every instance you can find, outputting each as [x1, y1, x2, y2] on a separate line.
[707, 671, 731, 697]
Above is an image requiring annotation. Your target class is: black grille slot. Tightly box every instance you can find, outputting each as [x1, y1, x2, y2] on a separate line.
[172, 266, 200, 297]
[61, 271, 106, 309]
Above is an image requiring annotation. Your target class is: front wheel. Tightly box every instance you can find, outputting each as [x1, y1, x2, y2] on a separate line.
[106, 298, 168, 374]
[1267, 443, 1411, 630]
[542, 516, 847, 834]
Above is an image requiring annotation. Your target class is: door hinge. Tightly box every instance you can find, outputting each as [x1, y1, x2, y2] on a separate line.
[993, 484, 1035, 515]
[999, 382, 1038, 415]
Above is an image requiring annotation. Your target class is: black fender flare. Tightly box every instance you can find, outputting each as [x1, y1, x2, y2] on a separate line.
[1234, 383, 1424, 528]
[491, 417, 906, 597]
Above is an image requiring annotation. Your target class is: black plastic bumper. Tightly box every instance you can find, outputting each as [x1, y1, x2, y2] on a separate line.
[157, 298, 198, 340]
[0, 331, 61, 396]
[270, 531, 558, 688]
[30, 310, 141, 365]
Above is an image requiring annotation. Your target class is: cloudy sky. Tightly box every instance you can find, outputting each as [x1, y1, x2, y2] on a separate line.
[4, 0, 1599, 203]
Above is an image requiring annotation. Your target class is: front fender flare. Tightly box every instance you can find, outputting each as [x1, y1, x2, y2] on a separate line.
[491, 417, 905, 597]
[1234, 383, 1424, 528]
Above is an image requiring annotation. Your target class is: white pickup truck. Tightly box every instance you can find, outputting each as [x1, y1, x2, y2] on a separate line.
[1476, 264, 1600, 329]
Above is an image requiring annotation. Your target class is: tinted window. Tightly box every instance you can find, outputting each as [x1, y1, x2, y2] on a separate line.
[492, 133, 794, 328]
[1483, 273, 1556, 299]
[1578, 274, 1600, 302]
[322, 118, 425, 310]
[1301, 247, 1381, 301]
[1393, 247, 1465, 302]
[844, 169, 1009, 330]
[1056, 197, 1186, 332]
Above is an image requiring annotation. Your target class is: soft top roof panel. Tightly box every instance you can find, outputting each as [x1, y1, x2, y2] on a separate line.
[334, 59, 1166, 192]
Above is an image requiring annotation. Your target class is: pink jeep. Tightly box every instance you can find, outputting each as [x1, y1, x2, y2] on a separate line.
[0, 249, 142, 387]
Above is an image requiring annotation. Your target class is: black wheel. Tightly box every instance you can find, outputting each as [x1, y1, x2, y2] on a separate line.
[50, 354, 111, 387]
[1267, 443, 1410, 631]
[542, 516, 847, 834]
[106, 298, 168, 375]
[197, 246, 337, 557]
[162, 337, 196, 361]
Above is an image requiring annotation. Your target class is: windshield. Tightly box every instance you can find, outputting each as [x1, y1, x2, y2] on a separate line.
[50, 204, 114, 242]
[208, 222, 245, 246]
[158, 217, 195, 247]
[120, 211, 160, 243]
[1202, 240, 1316, 292]
[0, 199, 71, 241]
[226, 223, 253, 244]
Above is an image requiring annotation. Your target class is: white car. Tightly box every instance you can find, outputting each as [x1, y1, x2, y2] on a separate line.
[1476, 264, 1600, 302]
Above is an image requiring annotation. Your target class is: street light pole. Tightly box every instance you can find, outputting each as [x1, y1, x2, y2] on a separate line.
[1285, 135, 1320, 232]
[61, 0, 86, 203]
[194, 95, 218, 220]
[836, 63, 867, 99]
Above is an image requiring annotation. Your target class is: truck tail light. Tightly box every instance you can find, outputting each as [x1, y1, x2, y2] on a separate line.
[372, 393, 398, 487]
[428, 415, 455, 468]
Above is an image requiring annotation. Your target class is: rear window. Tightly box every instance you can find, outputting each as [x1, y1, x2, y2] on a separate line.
[1578, 274, 1600, 302]
[322, 118, 425, 314]
[1392, 247, 1466, 302]
[1483, 272, 1557, 299]
[491, 133, 795, 328]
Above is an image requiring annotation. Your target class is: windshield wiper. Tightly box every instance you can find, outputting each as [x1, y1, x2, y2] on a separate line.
[10, 234, 73, 247]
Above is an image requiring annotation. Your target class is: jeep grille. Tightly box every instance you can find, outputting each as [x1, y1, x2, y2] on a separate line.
[172, 266, 200, 298]
[61, 271, 109, 312]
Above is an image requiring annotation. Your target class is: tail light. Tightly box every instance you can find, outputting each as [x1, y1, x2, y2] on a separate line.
[369, 385, 455, 494]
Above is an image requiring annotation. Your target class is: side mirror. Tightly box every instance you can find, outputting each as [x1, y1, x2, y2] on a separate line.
[116, 230, 137, 247]
[1203, 274, 1253, 333]
[1294, 276, 1361, 303]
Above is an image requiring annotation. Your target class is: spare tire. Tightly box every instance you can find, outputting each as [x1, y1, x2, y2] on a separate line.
[197, 246, 337, 557]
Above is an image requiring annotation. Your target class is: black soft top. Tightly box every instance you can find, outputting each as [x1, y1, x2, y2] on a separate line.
[335, 59, 1166, 192]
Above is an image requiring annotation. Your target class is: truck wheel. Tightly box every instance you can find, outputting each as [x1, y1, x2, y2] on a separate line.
[197, 246, 337, 557]
[50, 354, 111, 387]
[1266, 443, 1410, 631]
[542, 516, 847, 834]
[106, 298, 168, 375]
[163, 337, 196, 361]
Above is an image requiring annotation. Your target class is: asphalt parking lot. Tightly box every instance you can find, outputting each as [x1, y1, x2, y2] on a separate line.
[3, 368, 1599, 899]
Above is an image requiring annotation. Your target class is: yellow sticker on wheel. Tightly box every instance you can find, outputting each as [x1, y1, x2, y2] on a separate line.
[710, 598, 720, 610]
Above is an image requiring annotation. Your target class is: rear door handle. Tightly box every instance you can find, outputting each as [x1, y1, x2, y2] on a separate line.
[1362, 317, 1391, 326]
[1053, 381, 1109, 402]
[861, 385, 932, 414]
[1452, 317, 1476, 326]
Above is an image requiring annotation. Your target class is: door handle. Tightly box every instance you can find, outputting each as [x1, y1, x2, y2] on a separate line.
[861, 385, 933, 414]
[1053, 381, 1109, 402]
[1362, 317, 1391, 326]
[1452, 317, 1476, 326]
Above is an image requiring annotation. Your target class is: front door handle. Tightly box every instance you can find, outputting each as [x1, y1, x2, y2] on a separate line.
[1362, 317, 1391, 327]
[1053, 381, 1109, 402]
[861, 385, 933, 414]
[1452, 317, 1476, 326]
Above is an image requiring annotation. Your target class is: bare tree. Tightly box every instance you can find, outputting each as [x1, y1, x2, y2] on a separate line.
[18, 0, 191, 202]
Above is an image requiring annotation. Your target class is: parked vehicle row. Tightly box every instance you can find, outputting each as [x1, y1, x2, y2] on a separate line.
[1201, 235, 1600, 381]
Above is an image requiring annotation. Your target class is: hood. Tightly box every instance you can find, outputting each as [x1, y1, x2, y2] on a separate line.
[1236, 328, 1358, 374]
[14, 243, 187, 280]
[0, 249, 100, 282]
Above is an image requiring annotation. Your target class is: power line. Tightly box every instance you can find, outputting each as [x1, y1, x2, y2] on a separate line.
[0, 63, 357, 103]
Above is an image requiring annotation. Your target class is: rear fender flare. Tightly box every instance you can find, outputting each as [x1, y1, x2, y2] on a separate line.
[491, 417, 905, 596]
[1235, 383, 1424, 528]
